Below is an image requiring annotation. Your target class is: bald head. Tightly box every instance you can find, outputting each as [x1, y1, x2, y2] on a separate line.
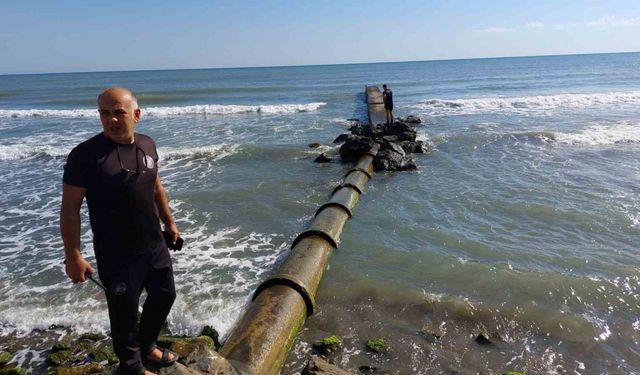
[98, 87, 138, 109]
[98, 87, 141, 144]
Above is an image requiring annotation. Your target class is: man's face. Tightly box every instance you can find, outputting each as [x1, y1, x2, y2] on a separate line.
[98, 91, 140, 144]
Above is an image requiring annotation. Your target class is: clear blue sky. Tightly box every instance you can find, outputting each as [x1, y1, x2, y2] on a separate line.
[1, 0, 639, 74]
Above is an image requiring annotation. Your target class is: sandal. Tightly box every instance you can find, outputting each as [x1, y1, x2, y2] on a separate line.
[143, 346, 179, 368]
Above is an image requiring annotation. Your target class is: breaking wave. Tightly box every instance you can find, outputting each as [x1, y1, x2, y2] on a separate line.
[416, 91, 640, 115]
[0, 102, 326, 118]
[0, 143, 241, 161]
[554, 122, 640, 146]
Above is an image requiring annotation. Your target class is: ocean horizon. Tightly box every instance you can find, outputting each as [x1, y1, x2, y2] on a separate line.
[2, 50, 638, 77]
[1, 52, 639, 374]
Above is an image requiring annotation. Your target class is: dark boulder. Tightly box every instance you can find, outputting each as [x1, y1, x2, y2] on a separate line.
[339, 135, 375, 160]
[332, 133, 350, 144]
[382, 141, 406, 157]
[405, 115, 422, 124]
[348, 123, 368, 136]
[381, 135, 398, 143]
[314, 153, 333, 163]
[474, 334, 493, 346]
[399, 140, 430, 154]
[308, 142, 322, 148]
[384, 123, 416, 142]
[373, 149, 417, 171]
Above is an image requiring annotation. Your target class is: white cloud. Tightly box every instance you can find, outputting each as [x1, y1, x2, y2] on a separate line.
[475, 27, 514, 33]
[524, 21, 545, 29]
[587, 16, 640, 27]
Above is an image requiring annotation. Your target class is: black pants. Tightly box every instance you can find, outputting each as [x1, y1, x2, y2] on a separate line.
[98, 247, 176, 375]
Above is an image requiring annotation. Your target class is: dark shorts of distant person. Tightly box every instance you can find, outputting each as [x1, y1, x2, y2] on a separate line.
[384, 103, 393, 110]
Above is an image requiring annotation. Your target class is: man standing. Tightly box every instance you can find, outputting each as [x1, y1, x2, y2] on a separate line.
[382, 84, 394, 126]
[61, 87, 179, 375]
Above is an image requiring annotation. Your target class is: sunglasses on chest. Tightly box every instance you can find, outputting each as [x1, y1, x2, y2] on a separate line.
[115, 144, 150, 175]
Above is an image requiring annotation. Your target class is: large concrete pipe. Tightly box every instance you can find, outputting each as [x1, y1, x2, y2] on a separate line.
[219, 144, 379, 375]
[217, 87, 383, 375]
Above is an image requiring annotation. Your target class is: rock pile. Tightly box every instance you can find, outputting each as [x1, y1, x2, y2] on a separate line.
[333, 116, 430, 171]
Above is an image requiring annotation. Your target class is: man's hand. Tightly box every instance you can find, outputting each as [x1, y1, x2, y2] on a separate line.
[65, 254, 95, 283]
[165, 221, 180, 245]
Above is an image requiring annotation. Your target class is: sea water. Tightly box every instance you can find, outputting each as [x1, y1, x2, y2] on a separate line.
[0, 52, 639, 373]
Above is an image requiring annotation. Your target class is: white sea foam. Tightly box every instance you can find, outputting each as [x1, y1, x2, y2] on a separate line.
[158, 144, 240, 161]
[414, 91, 640, 115]
[0, 102, 326, 118]
[0, 143, 240, 162]
[554, 122, 640, 146]
[0, 144, 70, 161]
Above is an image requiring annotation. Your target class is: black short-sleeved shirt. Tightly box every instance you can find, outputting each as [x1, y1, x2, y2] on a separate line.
[63, 132, 164, 258]
[383, 90, 393, 109]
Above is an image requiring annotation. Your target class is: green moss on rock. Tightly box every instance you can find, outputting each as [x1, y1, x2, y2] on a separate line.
[88, 346, 118, 364]
[199, 326, 220, 348]
[169, 337, 212, 359]
[503, 372, 525, 375]
[52, 363, 104, 375]
[0, 352, 13, 366]
[157, 335, 188, 347]
[46, 350, 73, 366]
[78, 333, 106, 341]
[366, 338, 386, 353]
[0, 367, 26, 375]
[196, 335, 214, 348]
[312, 335, 342, 355]
[322, 335, 341, 347]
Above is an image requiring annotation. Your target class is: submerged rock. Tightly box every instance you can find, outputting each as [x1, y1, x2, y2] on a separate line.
[308, 142, 322, 148]
[302, 356, 353, 375]
[314, 153, 333, 163]
[474, 334, 493, 346]
[366, 338, 386, 353]
[312, 335, 341, 355]
[403, 115, 422, 124]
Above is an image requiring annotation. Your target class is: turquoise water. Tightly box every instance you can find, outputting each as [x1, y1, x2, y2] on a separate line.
[0, 53, 639, 373]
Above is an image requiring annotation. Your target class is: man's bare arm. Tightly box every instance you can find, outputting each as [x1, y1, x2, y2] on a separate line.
[60, 183, 94, 283]
[154, 175, 180, 243]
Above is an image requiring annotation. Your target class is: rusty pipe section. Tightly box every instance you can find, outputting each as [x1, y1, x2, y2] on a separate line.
[219, 144, 379, 375]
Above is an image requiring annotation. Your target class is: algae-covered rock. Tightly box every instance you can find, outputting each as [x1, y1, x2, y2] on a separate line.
[366, 338, 386, 353]
[51, 343, 71, 352]
[78, 333, 106, 342]
[169, 337, 213, 361]
[52, 363, 104, 375]
[302, 356, 352, 375]
[0, 367, 26, 375]
[312, 335, 342, 355]
[46, 350, 73, 366]
[0, 352, 13, 366]
[199, 326, 220, 349]
[88, 346, 118, 364]
[503, 372, 525, 375]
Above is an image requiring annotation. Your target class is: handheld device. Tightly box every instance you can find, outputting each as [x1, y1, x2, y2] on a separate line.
[163, 231, 184, 251]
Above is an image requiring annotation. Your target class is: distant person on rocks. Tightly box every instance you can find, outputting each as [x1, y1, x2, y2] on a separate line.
[382, 84, 394, 125]
[60, 87, 180, 375]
